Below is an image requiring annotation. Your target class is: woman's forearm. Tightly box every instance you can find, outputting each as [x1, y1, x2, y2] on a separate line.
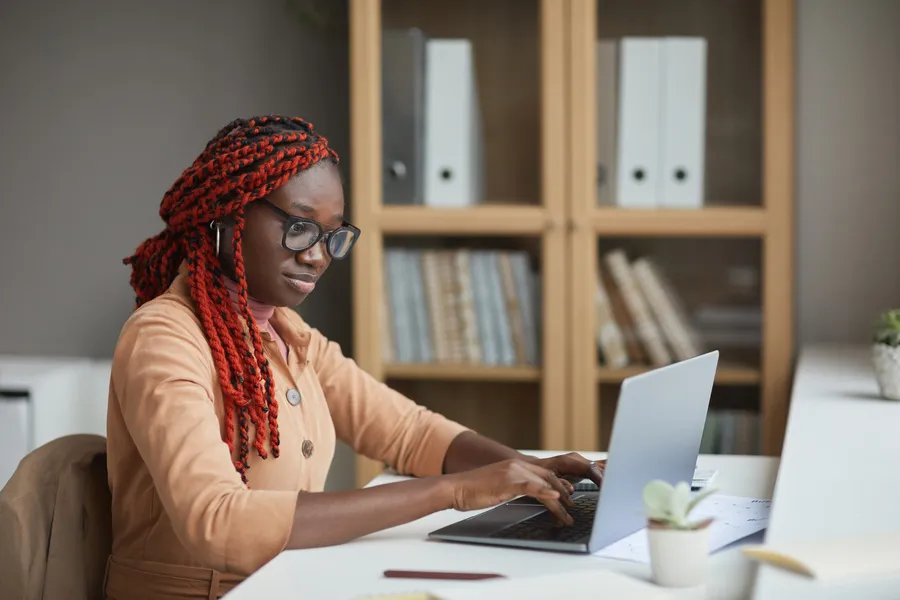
[284, 431, 537, 549]
[284, 475, 454, 550]
[441, 430, 533, 474]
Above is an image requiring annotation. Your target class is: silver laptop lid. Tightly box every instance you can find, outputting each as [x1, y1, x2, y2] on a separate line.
[588, 350, 719, 553]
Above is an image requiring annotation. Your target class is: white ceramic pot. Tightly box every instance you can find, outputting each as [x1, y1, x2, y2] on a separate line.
[647, 523, 710, 587]
[872, 343, 900, 401]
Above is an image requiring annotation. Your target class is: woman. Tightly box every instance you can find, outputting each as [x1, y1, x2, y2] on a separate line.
[104, 115, 604, 599]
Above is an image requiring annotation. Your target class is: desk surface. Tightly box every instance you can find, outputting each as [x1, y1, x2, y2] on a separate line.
[752, 344, 900, 599]
[228, 453, 778, 600]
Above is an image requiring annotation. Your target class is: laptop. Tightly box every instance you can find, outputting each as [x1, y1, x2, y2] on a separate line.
[428, 350, 719, 554]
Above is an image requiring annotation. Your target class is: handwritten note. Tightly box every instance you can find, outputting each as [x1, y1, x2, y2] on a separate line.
[592, 495, 772, 564]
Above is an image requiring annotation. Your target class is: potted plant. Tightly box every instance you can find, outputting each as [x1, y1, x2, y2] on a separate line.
[643, 479, 717, 587]
[872, 309, 900, 401]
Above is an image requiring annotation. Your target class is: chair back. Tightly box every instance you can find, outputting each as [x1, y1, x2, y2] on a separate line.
[0, 434, 111, 600]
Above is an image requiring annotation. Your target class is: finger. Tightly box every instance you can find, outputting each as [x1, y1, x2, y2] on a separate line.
[513, 464, 574, 526]
[546, 453, 593, 480]
[548, 473, 575, 508]
[521, 479, 573, 526]
[544, 496, 574, 527]
[519, 461, 575, 509]
[524, 463, 575, 496]
[587, 459, 606, 487]
[556, 453, 606, 487]
[520, 477, 560, 504]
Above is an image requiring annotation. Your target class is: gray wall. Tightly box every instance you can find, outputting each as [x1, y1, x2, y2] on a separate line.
[796, 0, 900, 345]
[0, 0, 352, 359]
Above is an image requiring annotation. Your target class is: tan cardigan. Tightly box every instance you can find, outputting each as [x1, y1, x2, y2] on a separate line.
[102, 269, 468, 598]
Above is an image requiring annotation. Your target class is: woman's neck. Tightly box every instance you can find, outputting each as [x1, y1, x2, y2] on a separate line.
[219, 275, 289, 362]
[220, 276, 275, 326]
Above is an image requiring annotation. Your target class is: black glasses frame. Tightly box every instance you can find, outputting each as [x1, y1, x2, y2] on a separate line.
[259, 199, 360, 259]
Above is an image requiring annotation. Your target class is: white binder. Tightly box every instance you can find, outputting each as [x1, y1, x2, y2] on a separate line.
[660, 37, 707, 208]
[614, 37, 662, 208]
[423, 38, 484, 208]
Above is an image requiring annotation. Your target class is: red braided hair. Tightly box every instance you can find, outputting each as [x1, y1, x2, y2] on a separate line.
[123, 115, 339, 484]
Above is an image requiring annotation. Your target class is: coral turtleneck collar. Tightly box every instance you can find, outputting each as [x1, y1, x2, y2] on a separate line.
[219, 275, 290, 362]
[220, 276, 276, 326]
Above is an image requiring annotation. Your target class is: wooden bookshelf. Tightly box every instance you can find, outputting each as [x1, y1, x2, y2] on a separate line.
[349, 0, 794, 486]
[567, 0, 794, 458]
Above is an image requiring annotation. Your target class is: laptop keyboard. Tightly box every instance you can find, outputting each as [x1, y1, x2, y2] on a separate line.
[489, 494, 597, 544]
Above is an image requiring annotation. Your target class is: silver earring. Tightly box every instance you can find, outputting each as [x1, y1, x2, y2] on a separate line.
[211, 221, 222, 256]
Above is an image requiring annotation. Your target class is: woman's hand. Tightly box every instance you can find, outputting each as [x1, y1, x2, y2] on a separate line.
[443, 458, 576, 525]
[525, 452, 606, 488]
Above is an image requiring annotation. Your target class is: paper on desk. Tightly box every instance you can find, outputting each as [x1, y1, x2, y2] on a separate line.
[593, 495, 771, 564]
[742, 531, 900, 582]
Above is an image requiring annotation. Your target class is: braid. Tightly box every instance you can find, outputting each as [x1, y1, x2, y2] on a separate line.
[123, 115, 339, 484]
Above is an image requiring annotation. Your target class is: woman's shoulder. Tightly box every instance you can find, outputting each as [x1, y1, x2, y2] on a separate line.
[122, 281, 202, 332]
[114, 285, 212, 370]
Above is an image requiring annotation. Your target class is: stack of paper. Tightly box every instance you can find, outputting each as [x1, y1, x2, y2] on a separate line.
[594, 495, 772, 563]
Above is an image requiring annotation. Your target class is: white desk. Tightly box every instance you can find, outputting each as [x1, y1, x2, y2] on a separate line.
[751, 345, 900, 599]
[222, 344, 900, 599]
[228, 453, 778, 600]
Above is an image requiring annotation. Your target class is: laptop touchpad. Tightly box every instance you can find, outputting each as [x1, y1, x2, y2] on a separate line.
[445, 503, 547, 537]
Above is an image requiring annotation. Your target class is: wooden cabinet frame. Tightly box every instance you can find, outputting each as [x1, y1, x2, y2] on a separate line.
[348, 0, 794, 487]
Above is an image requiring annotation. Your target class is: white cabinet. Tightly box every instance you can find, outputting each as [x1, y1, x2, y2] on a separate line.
[0, 356, 111, 489]
[0, 388, 30, 492]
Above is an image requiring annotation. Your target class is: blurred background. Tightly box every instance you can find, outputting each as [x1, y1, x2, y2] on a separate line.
[0, 0, 898, 492]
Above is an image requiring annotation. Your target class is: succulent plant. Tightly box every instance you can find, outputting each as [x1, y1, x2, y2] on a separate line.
[643, 480, 717, 530]
[874, 309, 900, 347]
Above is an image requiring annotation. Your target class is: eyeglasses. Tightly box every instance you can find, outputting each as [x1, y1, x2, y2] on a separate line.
[259, 199, 360, 260]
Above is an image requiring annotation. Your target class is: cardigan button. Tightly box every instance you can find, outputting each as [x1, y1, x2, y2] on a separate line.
[286, 388, 301, 406]
[302, 439, 314, 458]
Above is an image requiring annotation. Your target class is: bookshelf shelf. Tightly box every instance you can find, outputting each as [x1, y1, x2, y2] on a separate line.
[378, 205, 550, 235]
[386, 363, 541, 382]
[592, 207, 766, 237]
[597, 364, 760, 385]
